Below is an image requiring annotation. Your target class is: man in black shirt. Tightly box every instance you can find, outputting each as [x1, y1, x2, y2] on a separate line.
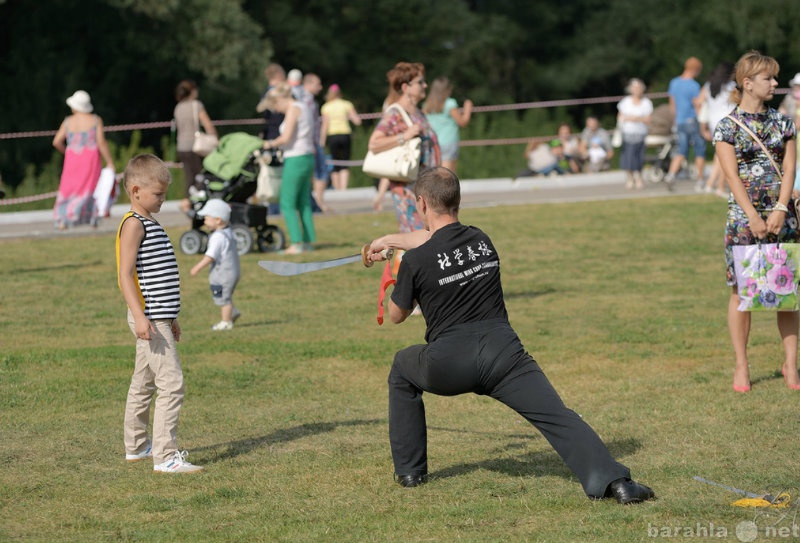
[366, 167, 654, 504]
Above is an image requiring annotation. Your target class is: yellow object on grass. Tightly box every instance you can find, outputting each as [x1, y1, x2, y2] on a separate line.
[732, 493, 791, 508]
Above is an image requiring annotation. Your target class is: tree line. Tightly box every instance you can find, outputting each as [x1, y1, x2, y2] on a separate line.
[2, 0, 800, 189]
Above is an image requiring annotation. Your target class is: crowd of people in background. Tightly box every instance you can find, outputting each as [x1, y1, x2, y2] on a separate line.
[47, 52, 800, 234]
[39, 49, 800, 491]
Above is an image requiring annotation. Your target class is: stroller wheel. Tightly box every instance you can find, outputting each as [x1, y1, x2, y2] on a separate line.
[643, 165, 665, 184]
[179, 230, 207, 255]
[257, 225, 286, 253]
[231, 224, 254, 256]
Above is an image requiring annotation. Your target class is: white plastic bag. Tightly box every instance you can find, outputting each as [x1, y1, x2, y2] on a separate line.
[93, 167, 117, 217]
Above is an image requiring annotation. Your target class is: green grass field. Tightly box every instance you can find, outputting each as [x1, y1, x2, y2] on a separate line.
[2, 196, 799, 542]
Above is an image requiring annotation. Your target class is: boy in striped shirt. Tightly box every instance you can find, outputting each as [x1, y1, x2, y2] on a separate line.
[116, 154, 203, 474]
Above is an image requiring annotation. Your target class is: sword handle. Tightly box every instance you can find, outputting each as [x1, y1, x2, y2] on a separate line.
[362, 244, 393, 267]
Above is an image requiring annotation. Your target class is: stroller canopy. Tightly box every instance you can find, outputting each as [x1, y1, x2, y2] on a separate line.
[202, 132, 264, 182]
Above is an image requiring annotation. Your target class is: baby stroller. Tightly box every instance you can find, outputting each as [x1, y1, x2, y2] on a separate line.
[179, 132, 285, 256]
[642, 133, 674, 184]
[642, 103, 674, 184]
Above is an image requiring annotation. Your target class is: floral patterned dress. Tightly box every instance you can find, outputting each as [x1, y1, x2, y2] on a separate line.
[713, 106, 798, 285]
[54, 117, 102, 228]
[375, 106, 441, 232]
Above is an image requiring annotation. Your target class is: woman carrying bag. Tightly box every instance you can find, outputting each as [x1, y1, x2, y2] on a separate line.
[616, 78, 653, 190]
[367, 62, 440, 233]
[174, 80, 217, 212]
[714, 51, 800, 393]
[52, 90, 115, 230]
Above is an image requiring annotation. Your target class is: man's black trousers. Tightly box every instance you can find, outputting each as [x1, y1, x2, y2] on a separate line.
[388, 318, 630, 498]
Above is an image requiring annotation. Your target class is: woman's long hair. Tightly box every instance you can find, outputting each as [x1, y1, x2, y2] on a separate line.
[707, 62, 734, 98]
[422, 77, 451, 114]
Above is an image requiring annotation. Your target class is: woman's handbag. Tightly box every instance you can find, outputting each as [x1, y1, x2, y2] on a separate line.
[732, 242, 800, 311]
[611, 120, 623, 148]
[362, 104, 421, 182]
[191, 101, 218, 157]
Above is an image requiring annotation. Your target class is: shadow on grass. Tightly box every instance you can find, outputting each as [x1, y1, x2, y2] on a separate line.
[2, 260, 104, 274]
[751, 369, 784, 387]
[228, 320, 285, 329]
[196, 418, 383, 463]
[428, 425, 537, 441]
[429, 437, 643, 483]
[504, 287, 557, 300]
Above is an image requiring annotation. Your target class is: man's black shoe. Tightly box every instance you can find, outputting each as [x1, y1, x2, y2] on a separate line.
[607, 478, 655, 504]
[394, 473, 427, 488]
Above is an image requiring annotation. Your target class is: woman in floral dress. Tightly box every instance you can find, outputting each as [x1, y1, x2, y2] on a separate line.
[714, 51, 800, 392]
[52, 90, 114, 229]
[368, 62, 440, 233]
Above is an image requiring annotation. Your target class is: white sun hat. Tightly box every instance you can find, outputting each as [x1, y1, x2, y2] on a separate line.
[66, 90, 93, 113]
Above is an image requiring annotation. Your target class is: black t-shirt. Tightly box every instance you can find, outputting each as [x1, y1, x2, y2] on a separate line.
[259, 86, 285, 140]
[391, 222, 508, 342]
[262, 109, 285, 140]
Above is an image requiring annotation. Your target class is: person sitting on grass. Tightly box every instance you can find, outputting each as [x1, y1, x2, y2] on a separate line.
[365, 166, 655, 504]
[515, 139, 567, 178]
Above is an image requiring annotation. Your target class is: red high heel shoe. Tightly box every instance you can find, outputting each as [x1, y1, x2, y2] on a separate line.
[781, 368, 800, 391]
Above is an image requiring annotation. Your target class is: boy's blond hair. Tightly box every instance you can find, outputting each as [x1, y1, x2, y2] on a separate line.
[123, 154, 171, 194]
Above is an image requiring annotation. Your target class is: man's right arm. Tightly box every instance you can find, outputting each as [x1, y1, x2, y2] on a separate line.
[368, 230, 431, 261]
[388, 299, 412, 324]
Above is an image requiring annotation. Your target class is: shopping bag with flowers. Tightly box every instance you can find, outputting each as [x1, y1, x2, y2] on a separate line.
[732, 242, 800, 311]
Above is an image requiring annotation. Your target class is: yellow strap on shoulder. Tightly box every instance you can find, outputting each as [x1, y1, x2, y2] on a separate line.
[115, 211, 145, 310]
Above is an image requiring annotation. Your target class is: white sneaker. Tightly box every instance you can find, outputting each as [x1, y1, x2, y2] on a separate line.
[126, 443, 152, 462]
[232, 308, 241, 323]
[211, 320, 233, 331]
[154, 450, 204, 474]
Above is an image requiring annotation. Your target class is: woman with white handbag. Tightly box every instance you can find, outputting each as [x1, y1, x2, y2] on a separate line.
[366, 62, 440, 233]
[616, 78, 653, 189]
[174, 80, 217, 212]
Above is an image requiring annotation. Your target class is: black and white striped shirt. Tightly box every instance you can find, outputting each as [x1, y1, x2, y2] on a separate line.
[128, 212, 181, 319]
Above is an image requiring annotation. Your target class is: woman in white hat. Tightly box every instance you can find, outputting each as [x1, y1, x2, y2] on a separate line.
[52, 90, 114, 229]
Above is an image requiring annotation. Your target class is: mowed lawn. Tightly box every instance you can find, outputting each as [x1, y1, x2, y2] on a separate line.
[2, 195, 799, 542]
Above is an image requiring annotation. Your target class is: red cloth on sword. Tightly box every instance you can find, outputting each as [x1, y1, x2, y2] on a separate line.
[376, 259, 396, 325]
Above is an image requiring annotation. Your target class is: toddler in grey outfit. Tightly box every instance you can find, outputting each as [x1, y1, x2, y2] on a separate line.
[190, 199, 241, 330]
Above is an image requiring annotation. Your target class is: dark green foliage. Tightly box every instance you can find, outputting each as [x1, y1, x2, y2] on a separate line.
[3, 0, 800, 190]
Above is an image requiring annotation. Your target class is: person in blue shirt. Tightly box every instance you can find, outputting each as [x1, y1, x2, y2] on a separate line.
[666, 57, 706, 191]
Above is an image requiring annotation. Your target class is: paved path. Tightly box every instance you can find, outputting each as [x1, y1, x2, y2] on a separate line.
[0, 171, 707, 241]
